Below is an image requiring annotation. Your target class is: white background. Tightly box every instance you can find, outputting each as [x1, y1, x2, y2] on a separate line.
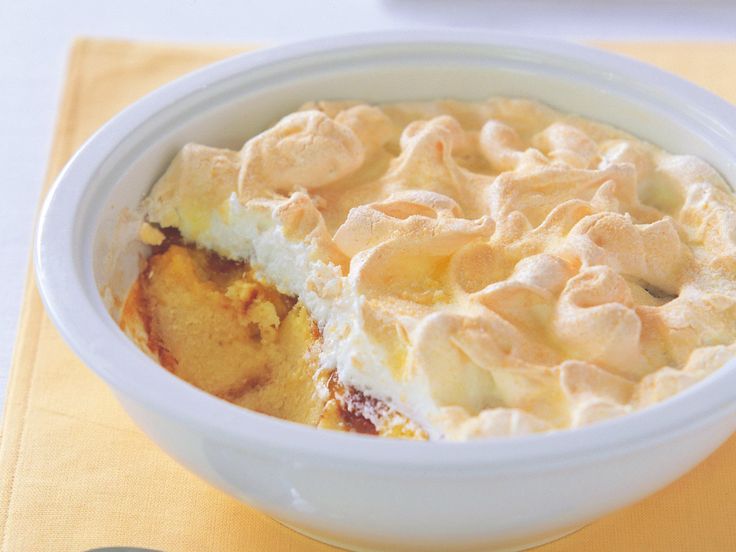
[2, 0, 736, 408]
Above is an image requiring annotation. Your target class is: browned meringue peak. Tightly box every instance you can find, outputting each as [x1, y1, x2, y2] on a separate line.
[412, 310, 564, 420]
[316, 114, 492, 229]
[559, 360, 634, 426]
[679, 180, 736, 272]
[389, 115, 470, 196]
[509, 253, 576, 295]
[554, 265, 648, 379]
[478, 120, 548, 173]
[334, 104, 394, 154]
[652, 287, 736, 364]
[531, 122, 600, 169]
[485, 164, 643, 228]
[333, 190, 492, 259]
[144, 144, 239, 230]
[598, 139, 655, 181]
[237, 110, 364, 197]
[470, 269, 562, 345]
[561, 212, 689, 294]
[264, 192, 349, 270]
[634, 343, 736, 407]
[378, 98, 560, 137]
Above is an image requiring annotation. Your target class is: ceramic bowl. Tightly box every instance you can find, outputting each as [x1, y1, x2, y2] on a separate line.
[35, 31, 736, 551]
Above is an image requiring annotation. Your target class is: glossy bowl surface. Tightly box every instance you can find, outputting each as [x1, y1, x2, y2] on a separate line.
[36, 31, 736, 551]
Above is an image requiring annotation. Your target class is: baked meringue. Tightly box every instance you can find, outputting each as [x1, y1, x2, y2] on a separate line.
[121, 98, 736, 440]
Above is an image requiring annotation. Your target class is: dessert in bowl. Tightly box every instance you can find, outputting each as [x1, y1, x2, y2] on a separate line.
[35, 32, 736, 551]
[122, 97, 736, 442]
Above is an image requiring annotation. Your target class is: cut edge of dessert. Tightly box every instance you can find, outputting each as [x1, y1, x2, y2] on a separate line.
[119, 227, 428, 439]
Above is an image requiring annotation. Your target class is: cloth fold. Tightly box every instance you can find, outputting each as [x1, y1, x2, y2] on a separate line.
[0, 38, 734, 551]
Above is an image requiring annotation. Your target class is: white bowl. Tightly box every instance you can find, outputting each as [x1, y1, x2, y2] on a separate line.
[35, 31, 736, 552]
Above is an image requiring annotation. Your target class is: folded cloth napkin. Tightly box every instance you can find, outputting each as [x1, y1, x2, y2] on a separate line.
[1, 38, 734, 551]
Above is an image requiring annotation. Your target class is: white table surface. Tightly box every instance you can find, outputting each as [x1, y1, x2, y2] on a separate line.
[2, 0, 736, 410]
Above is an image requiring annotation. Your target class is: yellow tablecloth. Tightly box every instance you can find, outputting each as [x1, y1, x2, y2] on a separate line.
[1, 38, 735, 551]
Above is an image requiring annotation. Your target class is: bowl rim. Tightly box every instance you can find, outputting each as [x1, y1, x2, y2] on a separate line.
[35, 29, 736, 469]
